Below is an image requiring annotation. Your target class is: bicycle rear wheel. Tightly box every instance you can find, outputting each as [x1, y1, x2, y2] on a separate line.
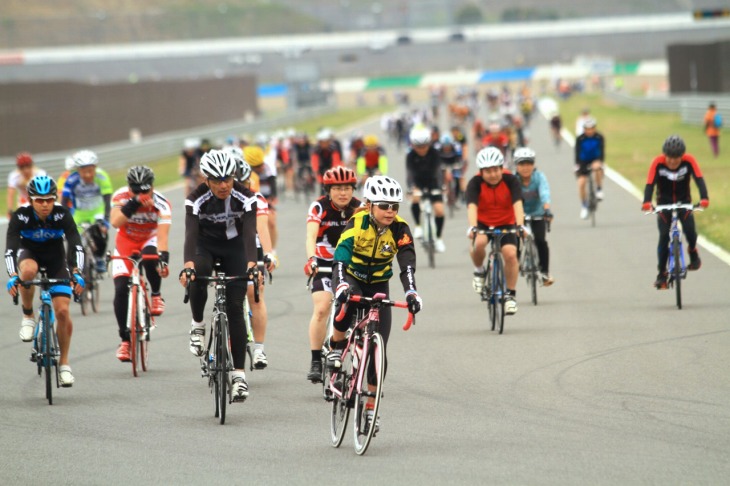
[353, 333, 385, 455]
[128, 285, 139, 377]
[217, 315, 230, 425]
[672, 236, 682, 310]
[330, 348, 352, 447]
[493, 254, 506, 334]
[80, 265, 92, 316]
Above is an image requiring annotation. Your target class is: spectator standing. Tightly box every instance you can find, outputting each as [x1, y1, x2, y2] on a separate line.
[704, 102, 721, 158]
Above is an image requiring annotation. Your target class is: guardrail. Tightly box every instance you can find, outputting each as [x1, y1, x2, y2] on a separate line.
[605, 91, 730, 125]
[1, 104, 336, 182]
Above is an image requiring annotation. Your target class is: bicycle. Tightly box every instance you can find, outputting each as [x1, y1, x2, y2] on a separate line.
[329, 293, 414, 455]
[184, 262, 259, 425]
[473, 227, 519, 334]
[295, 164, 316, 202]
[243, 259, 272, 371]
[519, 215, 551, 306]
[13, 268, 76, 405]
[646, 203, 702, 310]
[306, 265, 336, 400]
[78, 222, 104, 315]
[107, 252, 159, 377]
[584, 166, 599, 227]
[416, 188, 439, 269]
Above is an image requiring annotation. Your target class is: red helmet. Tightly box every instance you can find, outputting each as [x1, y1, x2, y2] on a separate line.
[323, 166, 356, 186]
[16, 152, 33, 167]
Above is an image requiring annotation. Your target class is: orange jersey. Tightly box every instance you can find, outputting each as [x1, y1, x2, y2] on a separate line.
[112, 187, 172, 242]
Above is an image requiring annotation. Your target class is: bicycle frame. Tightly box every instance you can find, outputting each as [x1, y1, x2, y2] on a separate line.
[416, 188, 439, 268]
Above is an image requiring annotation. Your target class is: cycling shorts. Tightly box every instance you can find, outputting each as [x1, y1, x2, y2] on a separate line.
[111, 235, 157, 278]
[574, 160, 603, 177]
[476, 223, 518, 248]
[16, 247, 72, 297]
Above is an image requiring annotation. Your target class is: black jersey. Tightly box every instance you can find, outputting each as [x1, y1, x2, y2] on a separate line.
[406, 146, 442, 189]
[184, 182, 258, 264]
[643, 153, 708, 205]
[5, 204, 83, 276]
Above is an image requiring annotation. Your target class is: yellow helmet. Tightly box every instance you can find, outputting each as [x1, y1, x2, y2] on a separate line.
[363, 135, 379, 147]
[244, 146, 264, 167]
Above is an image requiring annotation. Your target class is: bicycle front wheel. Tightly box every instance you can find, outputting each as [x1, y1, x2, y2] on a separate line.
[492, 254, 506, 334]
[42, 307, 54, 405]
[426, 216, 436, 269]
[672, 236, 682, 310]
[128, 285, 139, 377]
[353, 333, 385, 456]
[330, 348, 352, 447]
[217, 315, 230, 425]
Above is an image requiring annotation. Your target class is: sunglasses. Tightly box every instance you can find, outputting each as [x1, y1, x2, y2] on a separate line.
[208, 176, 234, 185]
[375, 202, 399, 211]
[32, 198, 56, 204]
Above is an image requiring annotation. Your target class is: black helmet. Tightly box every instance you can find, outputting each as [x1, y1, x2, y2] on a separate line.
[27, 175, 57, 199]
[127, 166, 154, 193]
[662, 135, 686, 158]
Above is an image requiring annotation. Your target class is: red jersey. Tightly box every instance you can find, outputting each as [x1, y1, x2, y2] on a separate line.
[112, 187, 172, 243]
[465, 174, 521, 227]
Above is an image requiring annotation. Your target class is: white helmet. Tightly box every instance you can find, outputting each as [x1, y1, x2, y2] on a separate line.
[238, 161, 252, 182]
[409, 126, 432, 146]
[183, 137, 200, 150]
[363, 175, 403, 203]
[224, 145, 244, 164]
[72, 150, 98, 168]
[199, 149, 237, 179]
[316, 129, 331, 142]
[476, 147, 504, 169]
[513, 147, 536, 164]
[64, 156, 76, 171]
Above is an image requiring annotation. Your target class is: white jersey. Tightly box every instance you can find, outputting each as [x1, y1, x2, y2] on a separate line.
[7, 167, 47, 206]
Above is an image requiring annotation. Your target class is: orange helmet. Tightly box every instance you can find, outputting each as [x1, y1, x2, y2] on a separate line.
[323, 166, 356, 186]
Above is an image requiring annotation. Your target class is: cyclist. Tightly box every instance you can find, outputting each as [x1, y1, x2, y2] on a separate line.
[57, 156, 76, 204]
[327, 175, 422, 434]
[61, 150, 114, 273]
[356, 134, 389, 187]
[304, 167, 361, 383]
[549, 112, 562, 147]
[311, 129, 343, 184]
[179, 150, 259, 401]
[406, 126, 447, 253]
[6, 152, 46, 220]
[109, 166, 172, 362]
[179, 138, 203, 197]
[230, 147, 277, 369]
[466, 147, 525, 315]
[641, 135, 709, 289]
[438, 133, 465, 208]
[574, 117, 605, 219]
[245, 145, 279, 256]
[514, 147, 554, 286]
[5, 175, 85, 387]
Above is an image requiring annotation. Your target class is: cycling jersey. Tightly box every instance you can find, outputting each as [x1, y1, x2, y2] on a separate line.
[254, 164, 278, 201]
[294, 140, 312, 165]
[7, 167, 46, 207]
[519, 170, 551, 217]
[481, 133, 510, 154]
[311, 145, 342, 179]
[643, 153, 708, 205]
[575, 132, 605, 164]
[465, 173, 522, 227]
[112, 187, 172, 243]
[5, 204, 83, 277]
[437, 145, 463, 168]
[307, 196, 361, 261]
[184, 182, 258, 265]
[62, 169, 113, 223]
[356, 147, 388, 176]
[334, 210, 416, 291]
[406, 146, 442, 190]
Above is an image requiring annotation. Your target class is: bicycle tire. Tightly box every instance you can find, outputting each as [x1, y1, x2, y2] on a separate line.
[128, 285, 138, 377]
[330, 347, 352, 447]
[90, 268, 100, 313]
[80, 265, 91, 316]
[217, 314, 230, 425]
[353, 332, 385, 455]
[42, 306, 53, 405]
[527, 241, 538, 306]
[139, 291, 149, 372]
[589, 177, 597, 228]
[426, 216, 436, 269]
[493, 253, 506, 334]
[673, 236, 682, 310]
[485, 258, 495, 327]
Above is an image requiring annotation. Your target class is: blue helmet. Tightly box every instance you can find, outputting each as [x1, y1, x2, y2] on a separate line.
[27, 175, 57, 198]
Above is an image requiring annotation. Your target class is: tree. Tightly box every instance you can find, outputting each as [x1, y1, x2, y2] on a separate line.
[455, 3, 483, 25]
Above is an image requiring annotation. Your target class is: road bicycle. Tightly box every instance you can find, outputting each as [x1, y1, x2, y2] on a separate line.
[78, 222, 104, 315]
[108, 252, 159, 377]
[13, 268, 76, 405]
[329, 293, 413, 455]
[519, 215, 551, 306]
[184, 262, 259, 425]
[647, 203, 702, 310]
[295, 164, 316, 202]
[474, 228, 519, 334]
[306, 265, 336, 400]
[416, 188, 439, 268]
[584, 166, 599, 227]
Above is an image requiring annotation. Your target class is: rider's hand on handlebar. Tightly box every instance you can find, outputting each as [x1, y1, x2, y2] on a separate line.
[303, 257, 317, 276]
[335, 282, 350, 303]
[700, 199, 709, 209]
[72, 272, 85, 295]
[6, 275, 19, 297]
[641, 202, 653, 212]
[179, 265, 196, 287]
[264, 253, 278, 273]
[158, 251, 170, 277]
[405, 290, 423, 315]
[466, 226, 478, 239]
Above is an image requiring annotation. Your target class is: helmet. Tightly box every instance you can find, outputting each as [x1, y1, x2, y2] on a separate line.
[27, 175, 57, 199]
[224, 145, 244, 164]
[316, 129, 330, 142]
[583, 117, 597, 129]
[64, 156, 76, 171]
[127, 166, 154, 193]
[238, 161, 252, 182]
[363, 135, 379, 147]
[513, 147, 536, 164]
[662, 135, 686, 158]
[323, 167, 357, 186]
[183, 137, 201, 150]
[16, 152, 33, 167]
[243, 146, 265, 167]
[255, 132, 269, 147]
[476, 147, 504, 169]
[440, 134, 454, 146]
[72, 149, 98, 168]
[409, 127, 432, 146]
[199, 149, 236, 179]
[362, 175, 403, 203]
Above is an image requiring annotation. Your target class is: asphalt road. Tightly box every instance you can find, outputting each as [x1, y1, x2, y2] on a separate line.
[2, 108, 729, 484]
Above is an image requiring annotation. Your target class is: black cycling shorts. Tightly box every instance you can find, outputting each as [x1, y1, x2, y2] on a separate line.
[476, 223, 518, 248]
[17, 246, 72, 297]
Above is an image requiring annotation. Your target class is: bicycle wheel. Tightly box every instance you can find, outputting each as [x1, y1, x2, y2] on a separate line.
[128, 285, 138, 377]
[588, 178, 597, 227]
[138, 291, 149, 372]
[353, 333, 385, 456]
[426, 216, 436, 269]
[80, 265, 91, 316]
[493, 254, 506, 334]
[217, 315, 230, 425]
[485, 258, 495, 327]
[330, 347, 352, 447]
[90, 269, 100, 313]
[42, 306, 53, 405]
[672, 236, 682, 310]
[527, 241, 538, 306]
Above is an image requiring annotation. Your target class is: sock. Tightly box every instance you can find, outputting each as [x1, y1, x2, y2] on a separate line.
[255, 343, 264, 352]
[312, 349, 322, 361]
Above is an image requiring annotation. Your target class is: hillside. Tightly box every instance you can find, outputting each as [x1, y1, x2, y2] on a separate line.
[1, 0, 689, 49]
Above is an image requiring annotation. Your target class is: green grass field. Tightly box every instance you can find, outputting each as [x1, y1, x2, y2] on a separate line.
[557, 93, 729, 250]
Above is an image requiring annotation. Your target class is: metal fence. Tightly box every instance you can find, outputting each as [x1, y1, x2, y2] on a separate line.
[605, 91, 730, 125]
[1, 104, 336, 182]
